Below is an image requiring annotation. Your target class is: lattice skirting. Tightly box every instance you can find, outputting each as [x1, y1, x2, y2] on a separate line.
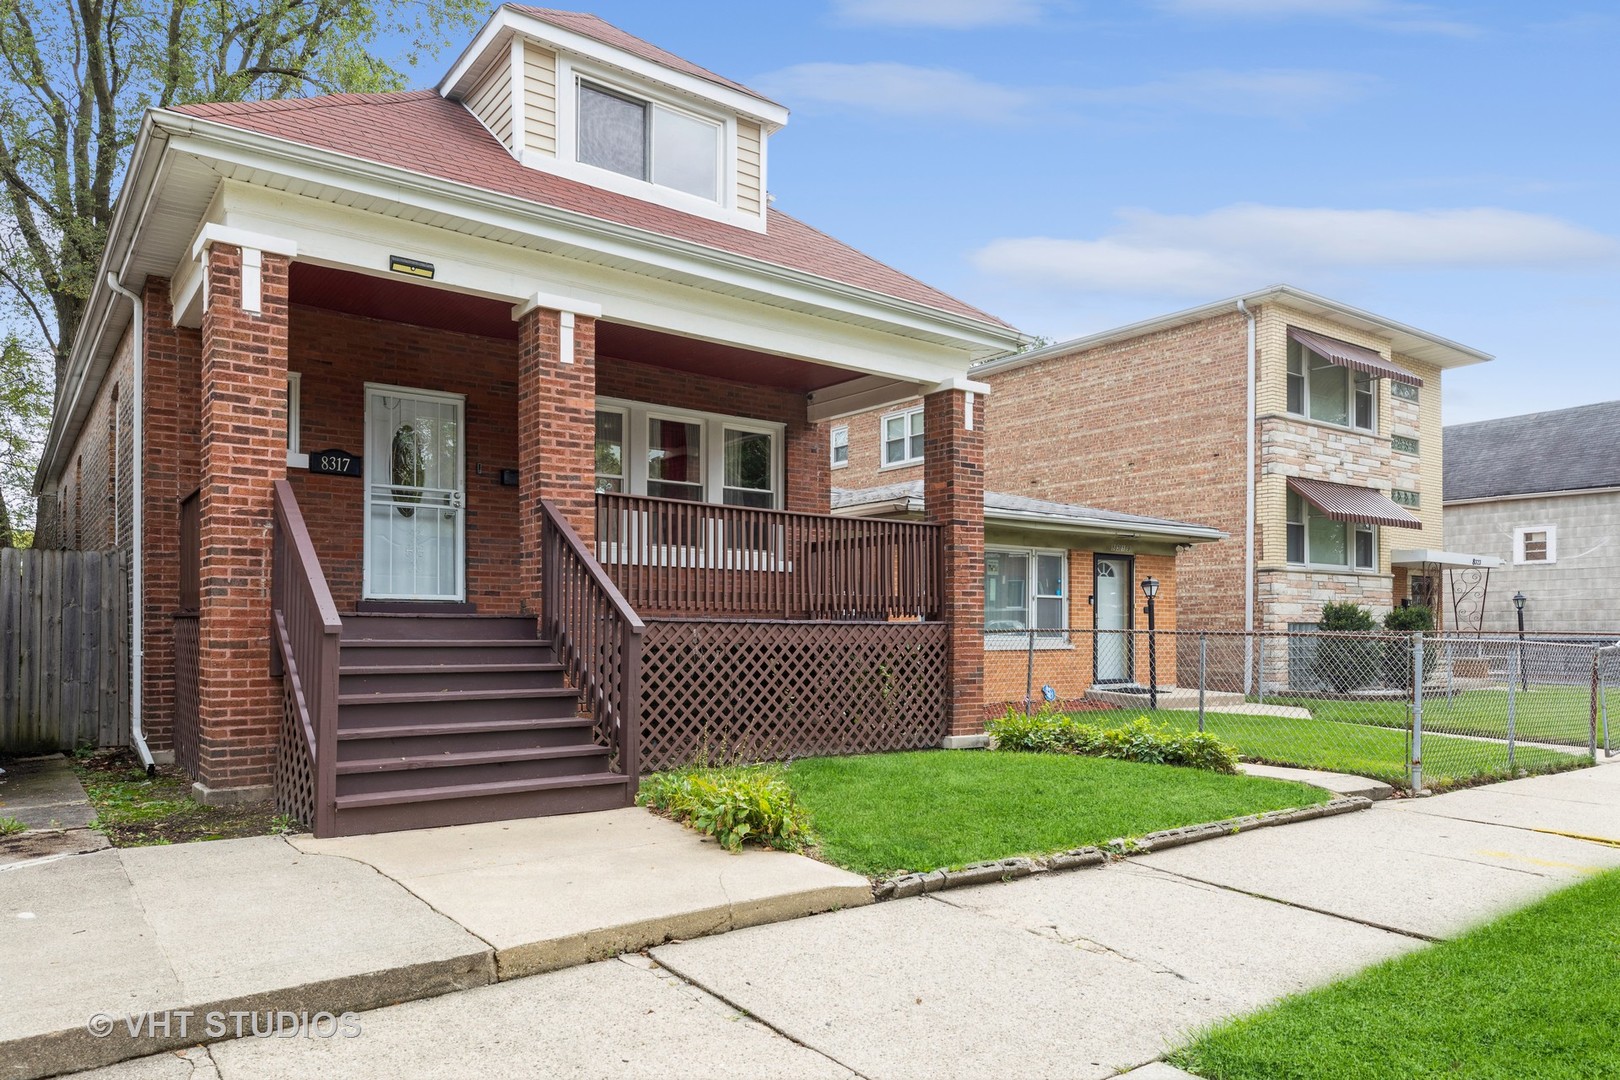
[639, 620, 949, 771]
[273, 678, 316, 829]
[172, 615, 201, 777]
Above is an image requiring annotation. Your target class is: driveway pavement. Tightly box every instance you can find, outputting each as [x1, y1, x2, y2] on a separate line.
[71, 760, 1620, 1080]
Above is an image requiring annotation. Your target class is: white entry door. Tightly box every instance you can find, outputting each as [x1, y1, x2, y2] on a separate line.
[1094, 556, 1133, 683]
[363, 385, 466, 601]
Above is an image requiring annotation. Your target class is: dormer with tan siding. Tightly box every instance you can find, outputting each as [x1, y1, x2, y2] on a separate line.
[439, 6, 787, 233]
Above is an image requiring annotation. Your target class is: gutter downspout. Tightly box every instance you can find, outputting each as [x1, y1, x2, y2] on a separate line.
[104, 273, 154, 775]
[1238, 299, 1257, 695]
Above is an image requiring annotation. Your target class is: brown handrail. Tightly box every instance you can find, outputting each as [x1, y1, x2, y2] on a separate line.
[270, 479, 341, 836]
[595, 491, 942, 621]
[540, 499, 645, 785]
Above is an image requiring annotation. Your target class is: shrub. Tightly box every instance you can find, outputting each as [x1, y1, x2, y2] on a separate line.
[637, 764, 811, 853]
[1382, 604, 1438, 687]
[1315, 601, 1380, 691]
[1383, 604, 1435, 633]
[987, 707, 1239, 774]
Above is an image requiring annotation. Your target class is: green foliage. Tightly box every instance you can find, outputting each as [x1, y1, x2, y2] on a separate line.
[987, 707, 1240, 773]
[0, 816, 27, 836]
[1382, 604, 1435, 632]
[638, 764, 812, 853]
[0, 0, 485, 385]
[0, 336, 51, 542]
[1318, 601, 1376, 632]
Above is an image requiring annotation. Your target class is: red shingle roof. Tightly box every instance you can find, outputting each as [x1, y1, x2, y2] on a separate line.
[170, 91, 1009, 327]
[507, 7, 778, 105]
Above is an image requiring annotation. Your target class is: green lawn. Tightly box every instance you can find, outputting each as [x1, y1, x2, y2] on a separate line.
[1149, 709, 1588, 790]
[782, 750, 1330, 878]
[1263, 686, 1615, 749]
[1170, 868, 1620, 1080]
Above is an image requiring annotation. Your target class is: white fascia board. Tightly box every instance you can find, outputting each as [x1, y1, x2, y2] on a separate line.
[930, 375, 991, 396]
[189, 223, 299, 261]
[807, 376, 929, 424]
[513, 290, 604, 320]
[213, 183, 978, 387]
[37, 115, 171, 489]
[1389, 548, 1505, 568]
[440, 8, 789, 131]
[155, 114, 1018, 355]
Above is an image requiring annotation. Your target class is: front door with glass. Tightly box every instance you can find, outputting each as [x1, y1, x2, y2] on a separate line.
[363, 386, 466, 601]
[1093, 555, 1134, 683]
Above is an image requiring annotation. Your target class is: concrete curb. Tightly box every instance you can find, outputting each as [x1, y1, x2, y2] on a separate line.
[872, 796, 1372, 901]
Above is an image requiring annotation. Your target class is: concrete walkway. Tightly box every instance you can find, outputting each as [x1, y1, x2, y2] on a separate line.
[1, 809, 867, 1080]
[66, 759, 1620, 1080]
[0, 755, 109, 865]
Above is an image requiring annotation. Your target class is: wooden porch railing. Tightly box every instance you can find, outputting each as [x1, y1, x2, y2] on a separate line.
[270, 479, 340, 837]
[541, 499, 645, 785]
[595, 492, 943, 621]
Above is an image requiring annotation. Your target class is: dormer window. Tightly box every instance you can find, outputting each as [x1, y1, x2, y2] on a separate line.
[579, 81, 721, 203]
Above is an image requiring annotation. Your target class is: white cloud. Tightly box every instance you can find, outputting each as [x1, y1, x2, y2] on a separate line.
[973, 205, 1617, 296]
[830, 0, 1051, 28]
[1156, 0, 1480, 36]
[754, 63, 1032, 122]
[1077, 69, 1375, 121]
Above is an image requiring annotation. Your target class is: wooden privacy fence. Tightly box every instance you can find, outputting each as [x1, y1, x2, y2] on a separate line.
[0, 549, 130, 752]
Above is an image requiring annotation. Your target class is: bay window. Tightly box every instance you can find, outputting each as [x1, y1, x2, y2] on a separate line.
[1287, 490, 1376, 571]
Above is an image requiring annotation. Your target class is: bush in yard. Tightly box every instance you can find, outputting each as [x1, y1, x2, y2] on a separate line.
[1382, 604, 1438, 688]
[1315, 601, 1380, 691]
[637, 764, 811, 853]
[987, 707, 1239, 773]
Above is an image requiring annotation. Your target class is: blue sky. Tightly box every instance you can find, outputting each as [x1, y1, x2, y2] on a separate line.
[395, 1, 1619, 424]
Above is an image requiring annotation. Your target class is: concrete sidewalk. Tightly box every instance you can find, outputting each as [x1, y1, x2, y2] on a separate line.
[0, 809, 868, 1080]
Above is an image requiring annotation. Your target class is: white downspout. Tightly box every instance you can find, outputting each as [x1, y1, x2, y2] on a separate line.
[1238, 299, 1258, 695]
[105, 273, 154, 774]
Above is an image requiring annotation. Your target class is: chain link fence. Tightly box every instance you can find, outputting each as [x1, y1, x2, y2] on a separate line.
[984, 626, 1616, 793]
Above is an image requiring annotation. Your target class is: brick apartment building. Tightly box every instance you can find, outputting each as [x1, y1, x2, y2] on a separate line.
[832, 285, 1493, 636]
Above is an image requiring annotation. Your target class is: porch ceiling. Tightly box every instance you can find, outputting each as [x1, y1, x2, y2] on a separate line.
[289, 263, 875, 393]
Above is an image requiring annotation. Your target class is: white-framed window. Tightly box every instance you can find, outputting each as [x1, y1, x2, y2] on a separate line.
[1513, 525, 1557, 565]
[984, 548, 1068, 647]
[1287, 337, 1376, 432]
[830, 425, 849, 469]
[286, 372, 307, 468]
[577, 79, 722, 203]
[1287, 490, 1376, 571]
[881, 406, 925, 468]
[595, 398, 783, 509]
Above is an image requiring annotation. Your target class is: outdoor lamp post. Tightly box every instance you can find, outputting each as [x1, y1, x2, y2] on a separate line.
[1142, 577, 1160, 710]
[1513, 592, 1528, 691]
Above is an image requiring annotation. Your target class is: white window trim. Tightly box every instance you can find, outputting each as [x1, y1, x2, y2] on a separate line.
[286, 372, 307, 468]
[1287, 338, 1378, 434]
[533, 56, 764, 232]
[1513, 524, 1558, 565]
[597, 396, 785, 508]
[879, 406, 925, 470]
[1286, 491, 1378, 572]
[830, 424, 849, 469]
[984, 546, 1072, 650]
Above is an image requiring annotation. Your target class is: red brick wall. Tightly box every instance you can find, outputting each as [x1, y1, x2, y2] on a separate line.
[286, 306, 527, 614]
[194, 246, 289, 792]
[924, 387, 985, 737]
[984, 314, 1250, 632]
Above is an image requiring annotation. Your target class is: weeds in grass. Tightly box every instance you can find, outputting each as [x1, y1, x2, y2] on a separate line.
[638, 764, 812, 853]
[0, 816, 26, 837]
[988, 708, 1240, 773]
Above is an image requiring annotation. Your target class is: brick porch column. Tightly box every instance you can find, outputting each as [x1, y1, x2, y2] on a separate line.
[924, 382, 987, 741]
[515, 295, 602, 613]
[139, 278, 185, 755]
[784, 418, 830, 513]
[194, 239, 293, 803]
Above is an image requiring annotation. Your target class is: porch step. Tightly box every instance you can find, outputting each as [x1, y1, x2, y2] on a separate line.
[335, 744, 612, 796]
[340, 662, 566, 676]
[338, 640, 557, 666]
[336, 744, 607, 774]
[339, 665, 568, 695]
[339, 614, 541, 642]
[330, 773, 632, 837]
[335, 717, 592, 742]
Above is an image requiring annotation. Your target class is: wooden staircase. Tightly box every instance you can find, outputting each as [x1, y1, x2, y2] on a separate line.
[327, 614, 633, 836]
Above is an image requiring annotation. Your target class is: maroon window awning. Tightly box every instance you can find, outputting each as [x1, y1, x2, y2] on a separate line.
[1288, 477, 1422, 529]
[1289, 327, 1424, 388]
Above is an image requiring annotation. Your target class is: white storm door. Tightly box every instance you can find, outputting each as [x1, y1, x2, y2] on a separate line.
[363, 385, 466, 601]
[1094, 557, 1133, 683]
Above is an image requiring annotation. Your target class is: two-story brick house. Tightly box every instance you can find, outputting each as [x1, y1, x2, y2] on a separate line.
[33, 7, 1026, 836]
[834, 285, 1492, 638]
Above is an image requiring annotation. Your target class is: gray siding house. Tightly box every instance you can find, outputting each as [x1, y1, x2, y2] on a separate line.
[1444, 400, 1620, 633]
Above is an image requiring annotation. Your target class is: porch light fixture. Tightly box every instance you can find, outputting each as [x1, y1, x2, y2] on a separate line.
[1141, 577, 1160, 709]
[389, 255, 435, 280]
